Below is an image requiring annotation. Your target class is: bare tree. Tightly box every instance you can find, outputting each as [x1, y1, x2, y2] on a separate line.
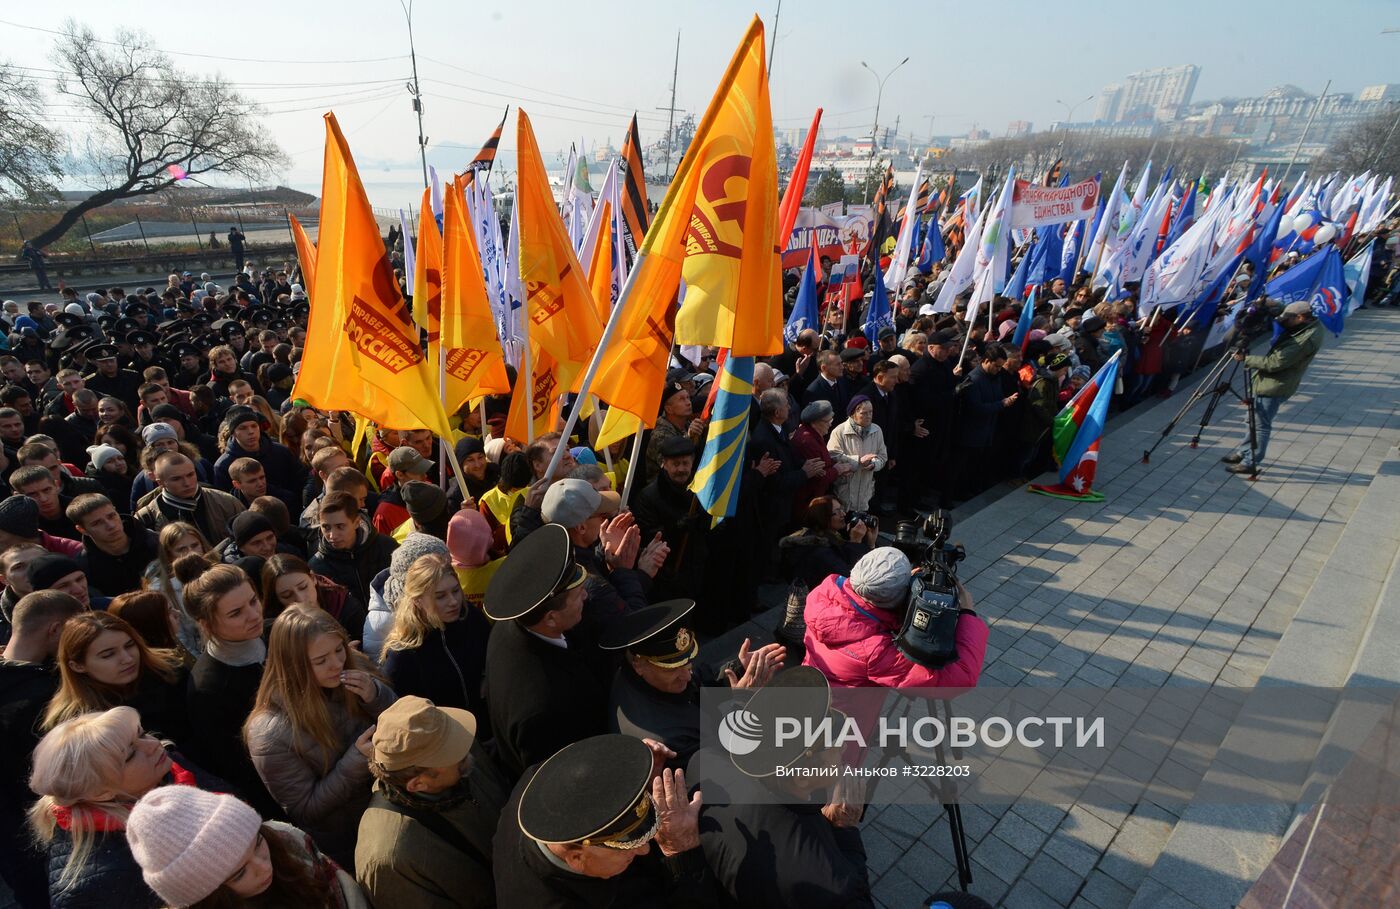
[0, 61, 63, 202]
[1316, 107, 1400, 182]
[27, 21, 288, 249]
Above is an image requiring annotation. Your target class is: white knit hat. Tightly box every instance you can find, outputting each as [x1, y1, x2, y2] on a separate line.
[127, 787, 263, 907]
[849, 547, 913, 609]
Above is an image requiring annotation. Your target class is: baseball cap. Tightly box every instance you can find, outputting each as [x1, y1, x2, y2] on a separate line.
[541, 478, 621, 526]
[1282, 301, 1313, 317]
[388, 445, 435, 476]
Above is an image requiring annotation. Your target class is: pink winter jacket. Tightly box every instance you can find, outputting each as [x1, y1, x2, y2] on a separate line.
[801, 574, 989, 690]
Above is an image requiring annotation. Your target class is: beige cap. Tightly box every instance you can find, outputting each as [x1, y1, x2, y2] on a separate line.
[372, 696, 477, 771]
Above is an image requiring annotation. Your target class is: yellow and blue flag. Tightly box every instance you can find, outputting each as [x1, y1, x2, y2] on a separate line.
[690, 355, 755, 524]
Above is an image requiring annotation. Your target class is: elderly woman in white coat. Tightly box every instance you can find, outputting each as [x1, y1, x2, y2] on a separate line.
[826, 394, 887, 513]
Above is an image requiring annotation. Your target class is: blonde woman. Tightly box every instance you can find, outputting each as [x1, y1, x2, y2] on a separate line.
[28, 706, 214, 909]
[243, 604, 395, 868]
[42, 612, 192, 752]
[379, 553, 490, 722]
[143, 521, 211, 653]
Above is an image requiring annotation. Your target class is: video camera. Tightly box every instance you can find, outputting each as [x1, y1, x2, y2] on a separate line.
[1231, 298, 1277, 349]
[889, 510, 967, 669]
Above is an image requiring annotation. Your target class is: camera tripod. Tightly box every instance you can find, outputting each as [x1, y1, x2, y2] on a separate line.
[1141, 343, 1260, 480]
[873, 697, 974, 892]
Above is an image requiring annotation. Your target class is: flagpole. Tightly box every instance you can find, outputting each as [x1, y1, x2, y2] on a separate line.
[438, 342, 448, 489]
[540, 244, 652, 482]
[522, 338, 535, 444]
[620, 419, 645, 507]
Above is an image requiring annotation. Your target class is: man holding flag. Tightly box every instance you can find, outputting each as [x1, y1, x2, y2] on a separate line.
[1221, 300, 1324, 475]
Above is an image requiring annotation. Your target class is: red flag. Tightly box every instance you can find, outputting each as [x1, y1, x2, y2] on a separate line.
[777, 108, 823, 248]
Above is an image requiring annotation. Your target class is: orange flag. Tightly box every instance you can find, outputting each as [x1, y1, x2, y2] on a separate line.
[288, 213, 318, 297]
[438, 175, 511, 412]
[411, 187, 442, 339]
[292, 112, 453, 438]
[505, 109, 603, 442]
[591, 16, 779, 448]
[586, 197, 616, 324]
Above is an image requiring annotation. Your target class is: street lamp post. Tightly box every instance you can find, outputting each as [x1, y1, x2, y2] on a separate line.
[1054, 94, 1094, 160]
[861, 56, 910, 205]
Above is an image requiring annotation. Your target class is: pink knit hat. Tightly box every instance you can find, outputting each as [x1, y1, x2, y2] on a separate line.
[447, 508, 494, 569]
[127, 787, 263, 907]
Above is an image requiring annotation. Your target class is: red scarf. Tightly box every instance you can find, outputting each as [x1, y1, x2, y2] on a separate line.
[50, 761, 198, 833]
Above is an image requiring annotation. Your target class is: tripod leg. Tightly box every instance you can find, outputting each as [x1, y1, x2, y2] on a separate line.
[1142, 351, 1233, 463]
[1189, 356, 1243, 448]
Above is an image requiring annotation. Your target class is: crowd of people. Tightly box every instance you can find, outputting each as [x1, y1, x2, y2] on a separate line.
[0, 208, 1391, 907]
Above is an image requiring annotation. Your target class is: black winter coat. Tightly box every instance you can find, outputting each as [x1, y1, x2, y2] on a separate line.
[956, 366, 1005, 449]
[482, 620, 607, 783]
[186, 654, 282, 820]
[81, 517, 159, 598]
[308, 523, 398, 606]
[382, 612, 492, 725]
[45, 827, 159, 909]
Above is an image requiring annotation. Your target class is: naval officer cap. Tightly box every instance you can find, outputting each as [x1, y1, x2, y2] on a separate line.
[727, 665, 835, 778]
[518, 734, 658, 848]
[483, 523, 585, 621]
[597, 599, 698, 668]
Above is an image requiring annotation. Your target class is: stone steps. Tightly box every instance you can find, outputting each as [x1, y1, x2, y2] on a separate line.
[1128, 444, 1400, 909]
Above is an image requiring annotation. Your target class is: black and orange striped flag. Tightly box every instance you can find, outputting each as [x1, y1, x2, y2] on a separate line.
[915, 176, 932, 216]
[462, 107, 509, 186]
[619, 114, 651, 260]
[870, 163, 897, 254]
[1044, 157, 1064, 187]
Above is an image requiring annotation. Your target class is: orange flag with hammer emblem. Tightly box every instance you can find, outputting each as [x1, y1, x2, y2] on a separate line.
[591, 16, 780, 448]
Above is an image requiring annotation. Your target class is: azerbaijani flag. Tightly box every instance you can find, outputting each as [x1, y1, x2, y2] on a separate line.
[690, 354, 755, 525]
[1030, 350, 1121, 502]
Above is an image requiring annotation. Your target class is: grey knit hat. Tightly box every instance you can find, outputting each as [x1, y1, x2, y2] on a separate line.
[849, 547, 912, 609]
[384, 532, 450, 606]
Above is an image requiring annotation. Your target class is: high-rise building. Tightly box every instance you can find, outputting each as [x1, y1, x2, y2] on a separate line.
[1099, 65, 1200, 123]
[1006, 120, 1033, 137]
[1095, 85, 1124, 123]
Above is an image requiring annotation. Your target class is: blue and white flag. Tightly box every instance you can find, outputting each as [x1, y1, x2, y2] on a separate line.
[785, 249, 820, 343]
[916, 214, 946, 273]
[1264, 245, 1348, 336]
[864, 259, 894, 347]
[1342, 239, 1375, 316]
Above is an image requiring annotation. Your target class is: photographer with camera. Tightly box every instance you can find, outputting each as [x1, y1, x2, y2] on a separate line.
[801, 540, 988, 693]
[778, 495, 877, 591]
[1222, 300, 1325, 475]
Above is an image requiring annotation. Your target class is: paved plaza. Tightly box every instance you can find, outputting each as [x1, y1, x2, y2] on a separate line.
[855, 309, 1400, 908]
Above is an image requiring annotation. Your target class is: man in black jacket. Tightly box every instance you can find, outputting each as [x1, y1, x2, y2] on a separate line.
[631, 437, 715, 620]
[309, 491, 398, 605]
[494, 733, 717, 908]
[747, 390, 825, 572]
[695, 667, 872, 907]
[909, 328, 963, 508]
[69, 494, 159, 597]
[856, 359, 904, 515]
[804, 350, 855, 418]
[950, 342, 1018, 502]
[0, 590, 83, 908]
[482, 525, 609, 783]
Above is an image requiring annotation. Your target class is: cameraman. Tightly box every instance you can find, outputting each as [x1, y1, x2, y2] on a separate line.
[1222, 300, 1325, 474]
[801, 547, 988, 690]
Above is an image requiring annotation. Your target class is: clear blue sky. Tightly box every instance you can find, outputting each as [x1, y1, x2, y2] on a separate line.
[3, 0, 1397, 186]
